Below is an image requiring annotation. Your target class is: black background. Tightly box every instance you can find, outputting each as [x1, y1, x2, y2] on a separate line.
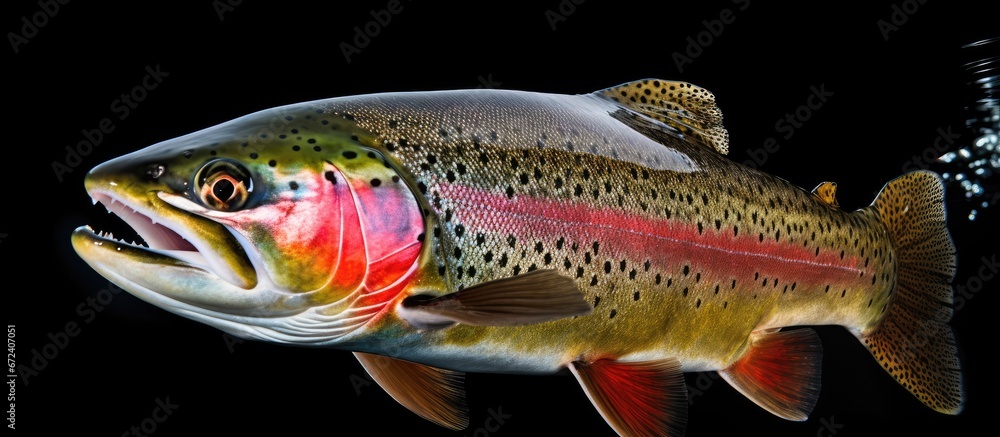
[4, 1, 997, 435]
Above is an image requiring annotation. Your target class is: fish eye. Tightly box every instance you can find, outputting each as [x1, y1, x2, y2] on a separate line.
[194, 159, 253, 211]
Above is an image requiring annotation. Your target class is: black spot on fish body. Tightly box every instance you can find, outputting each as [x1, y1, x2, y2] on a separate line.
[590, 275, 598, 286]
[325, 171, 337, 184]
[609, 309, 617, 319]
[289, 181, 298, 190]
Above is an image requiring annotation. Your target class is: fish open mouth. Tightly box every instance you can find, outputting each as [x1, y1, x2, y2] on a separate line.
[85, 191, 204, 263]
[72, 188, 258, 292]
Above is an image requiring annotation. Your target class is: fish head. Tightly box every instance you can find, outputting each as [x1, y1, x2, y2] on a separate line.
[71, 102, 428, 345]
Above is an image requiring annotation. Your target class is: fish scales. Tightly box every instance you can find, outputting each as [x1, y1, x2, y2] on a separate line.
[327, 89, 893, 372]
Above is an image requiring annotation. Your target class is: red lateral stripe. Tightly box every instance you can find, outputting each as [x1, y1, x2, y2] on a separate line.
[439, 183, 865, 287]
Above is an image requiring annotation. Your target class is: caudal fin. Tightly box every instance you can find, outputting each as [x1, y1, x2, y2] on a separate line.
[861, 170, 963, 414]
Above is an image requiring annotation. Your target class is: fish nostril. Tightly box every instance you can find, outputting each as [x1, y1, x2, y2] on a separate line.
[147, 164, 166, 179]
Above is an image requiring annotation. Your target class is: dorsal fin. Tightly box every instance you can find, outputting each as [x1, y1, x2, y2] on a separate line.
[811, 182, 840, 208]
[596, 79, 729, 155]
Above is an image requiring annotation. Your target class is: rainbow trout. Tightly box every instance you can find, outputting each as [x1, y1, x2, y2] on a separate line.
[71, 79, 963, 436]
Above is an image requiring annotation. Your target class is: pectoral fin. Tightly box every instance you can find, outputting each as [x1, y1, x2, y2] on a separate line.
[398, 269, 591, 329]
[569, 358, 688, 437]
[354, 352, 468, 430]
[718, 328, 823, 421]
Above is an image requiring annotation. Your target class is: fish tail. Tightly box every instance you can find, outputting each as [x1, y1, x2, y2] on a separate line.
[859, 170, 963, 414]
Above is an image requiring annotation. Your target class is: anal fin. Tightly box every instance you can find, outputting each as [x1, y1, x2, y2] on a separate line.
[354, 352, 468, 430]
[398, 269, 591, 329]
[569, 358, 688, 437]
[718, 328, 822, 421]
